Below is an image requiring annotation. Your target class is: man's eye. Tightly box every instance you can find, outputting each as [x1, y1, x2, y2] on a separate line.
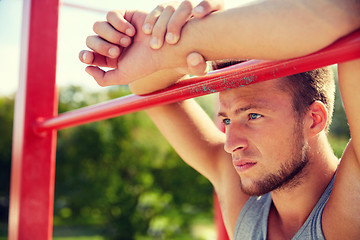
[249, 113, 262, 120]
[223, 118, 231, 125]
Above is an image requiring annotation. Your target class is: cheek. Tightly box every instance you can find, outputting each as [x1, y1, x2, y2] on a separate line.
[255, 126, 296, 163]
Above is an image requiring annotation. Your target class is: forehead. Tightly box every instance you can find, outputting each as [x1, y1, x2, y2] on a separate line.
[219, 79, 292, 112]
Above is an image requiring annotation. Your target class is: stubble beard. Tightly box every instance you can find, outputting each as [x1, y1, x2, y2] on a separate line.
[240, 124, 310, 196]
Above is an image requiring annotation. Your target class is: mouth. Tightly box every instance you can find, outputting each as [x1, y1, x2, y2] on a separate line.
[232, 159, 257, 172]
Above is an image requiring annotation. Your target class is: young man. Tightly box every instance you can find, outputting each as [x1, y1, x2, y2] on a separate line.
[79, 0, 360, 239]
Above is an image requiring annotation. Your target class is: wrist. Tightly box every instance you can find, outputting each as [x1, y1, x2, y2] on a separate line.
[153, 18, 205, 70]
[129, 69, 186, 95]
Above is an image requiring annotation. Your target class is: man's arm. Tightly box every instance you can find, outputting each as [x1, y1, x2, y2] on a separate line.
[322, 59, 360, 238]
[83, 0, 360, 85]
[160, 0, 360, 65]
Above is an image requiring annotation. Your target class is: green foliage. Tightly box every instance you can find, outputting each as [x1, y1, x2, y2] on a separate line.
[329, 66, 350, 138]
[53, 225, 105, 240]
[54, 86, 213, 239]
[327, 66, 350, 158]
[328, 135, 349, 158]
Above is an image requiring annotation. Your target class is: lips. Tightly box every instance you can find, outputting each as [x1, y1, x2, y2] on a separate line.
[232, 158, 257, 172]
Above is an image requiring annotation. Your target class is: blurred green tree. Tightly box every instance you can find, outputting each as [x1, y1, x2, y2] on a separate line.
[328, 67, 350, 157]
[329, 67, 350, 138]
[54, 86, 213, 239]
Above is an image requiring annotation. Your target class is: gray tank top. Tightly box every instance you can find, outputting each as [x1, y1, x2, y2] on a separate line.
[233, 174, 336, 240]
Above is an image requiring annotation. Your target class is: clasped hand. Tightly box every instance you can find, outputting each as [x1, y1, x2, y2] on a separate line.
[79, 0, 224, 88]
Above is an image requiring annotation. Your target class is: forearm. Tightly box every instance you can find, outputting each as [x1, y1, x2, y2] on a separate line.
[146, 99, 226, 182]
[338, 59, 360, 161]
[129, 69, 186, 95]
[128, 67, 226, 181]
[156, 0, 360, 69]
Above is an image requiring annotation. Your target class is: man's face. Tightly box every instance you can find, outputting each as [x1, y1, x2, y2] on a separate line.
[218, 79, 309, 196]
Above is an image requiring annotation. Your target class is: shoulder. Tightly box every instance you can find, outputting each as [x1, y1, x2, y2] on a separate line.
[293, 174, 336, 240]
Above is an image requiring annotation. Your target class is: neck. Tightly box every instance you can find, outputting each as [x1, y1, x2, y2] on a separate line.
[270, 133, 338, 236]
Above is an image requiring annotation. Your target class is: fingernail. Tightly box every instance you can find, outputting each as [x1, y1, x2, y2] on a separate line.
[82, 52, 88, 62]
[126, 28, 134, 36]
[108, 47, 119, 57]
[150, 37, 161, 49]
[194, 5, 204, 13]
[142, 23, 152, 34]
[166, 33, 178, 44]
[120, 37, 130, 47]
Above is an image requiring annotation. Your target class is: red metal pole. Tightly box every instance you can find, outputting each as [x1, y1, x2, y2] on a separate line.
[35, 29, 360, 132]
[214, 193, 229, 240]
[8, 0, 59, 239]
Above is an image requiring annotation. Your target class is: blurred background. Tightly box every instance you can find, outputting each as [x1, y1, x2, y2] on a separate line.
[0, 0, 350, 239]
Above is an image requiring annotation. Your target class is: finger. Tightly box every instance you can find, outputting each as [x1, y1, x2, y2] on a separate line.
[106, 10, 136, 37]
[86, 35, 122, 59]
[142, 5, 165, 34]
[86, 66, 128, 86]
[193, 0, 224, 18]
[80, 50, 118, 68]
[93, 21, 132, 48]
[165, 0, 193, 45]
[85, 66, 107, 86]
[79, 50, 94, 65]
[186, 52, 208, 76]
[150, 5, 177, 49]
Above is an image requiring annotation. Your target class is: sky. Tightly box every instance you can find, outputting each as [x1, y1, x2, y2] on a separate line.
[0, 0, 252, 96]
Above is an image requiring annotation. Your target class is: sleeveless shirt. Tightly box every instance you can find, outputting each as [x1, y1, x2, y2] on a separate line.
[233, 174, 336, 239]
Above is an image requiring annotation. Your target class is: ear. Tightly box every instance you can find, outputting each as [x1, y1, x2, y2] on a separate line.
[304, 101, 328, 137]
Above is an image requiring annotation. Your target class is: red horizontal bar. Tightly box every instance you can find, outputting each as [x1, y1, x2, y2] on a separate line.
[35, 29, 360, 132]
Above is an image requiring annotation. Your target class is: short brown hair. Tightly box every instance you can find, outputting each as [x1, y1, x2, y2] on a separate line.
[212, 60, 335, 131]
[280, 68, 335, 131]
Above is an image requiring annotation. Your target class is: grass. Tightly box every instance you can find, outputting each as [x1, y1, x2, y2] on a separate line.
[0, 221, 215, 240]
[54, 236, 104, 240]
[53, 226, 105, 240]
[0, 224, 105, 240]
[51, 219, 215, 240]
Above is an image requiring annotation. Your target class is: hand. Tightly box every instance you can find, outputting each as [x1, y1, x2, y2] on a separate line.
[141, 0, 224, 76]
[143, 0, 224, 49]
[79, 9, 209, 86]
[80, 10, 165, 86]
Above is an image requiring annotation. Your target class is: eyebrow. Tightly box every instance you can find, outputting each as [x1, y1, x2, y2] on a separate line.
[217, 102, 271, 117]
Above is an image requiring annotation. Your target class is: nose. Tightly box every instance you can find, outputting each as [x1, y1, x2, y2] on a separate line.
[224, 125, 248, 153]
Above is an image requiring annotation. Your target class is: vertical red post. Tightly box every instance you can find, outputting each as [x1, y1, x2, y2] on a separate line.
[214, 193, 230, 240]
[8, 0, 59, 239]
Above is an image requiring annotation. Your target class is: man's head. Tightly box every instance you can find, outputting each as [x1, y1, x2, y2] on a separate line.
[212, 60, 335, 131]
[214, 60, 335, 196]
